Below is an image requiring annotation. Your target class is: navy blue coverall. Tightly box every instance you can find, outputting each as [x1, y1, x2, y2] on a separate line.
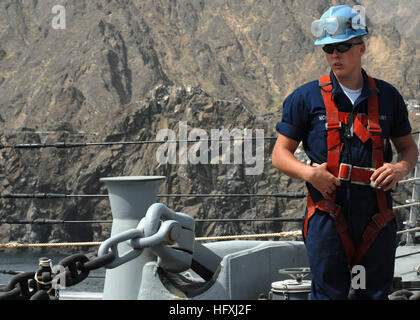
[276, 69, 412, 300]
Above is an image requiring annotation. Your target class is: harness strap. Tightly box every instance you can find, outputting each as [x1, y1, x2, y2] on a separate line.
[337, 163, 375, 185]
[305, 193, 355, 266]
[319, 75, 341, 177]
[338, 112, 372, 142]
[367, 76, 384, 171]
[351, 209, 395, 266]
[304, 74, 396, 268]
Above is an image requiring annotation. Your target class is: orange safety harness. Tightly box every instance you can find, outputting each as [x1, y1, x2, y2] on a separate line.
[303, 74, 396, 268]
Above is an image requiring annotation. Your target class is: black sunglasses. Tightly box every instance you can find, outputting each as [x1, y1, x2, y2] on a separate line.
[322, 41, 363, 54]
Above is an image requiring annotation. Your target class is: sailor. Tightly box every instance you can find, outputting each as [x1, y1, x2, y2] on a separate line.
[271, 5, 418, 300]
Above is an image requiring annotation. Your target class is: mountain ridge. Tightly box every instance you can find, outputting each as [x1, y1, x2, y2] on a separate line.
[0, 0, 418, 250]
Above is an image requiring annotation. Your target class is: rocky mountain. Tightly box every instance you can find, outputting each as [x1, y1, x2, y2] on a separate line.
[0, 0, 418, 251]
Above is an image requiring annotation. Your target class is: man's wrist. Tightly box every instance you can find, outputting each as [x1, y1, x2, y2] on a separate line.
[394, 161, 410, 180]
[302, 165, 315, 183]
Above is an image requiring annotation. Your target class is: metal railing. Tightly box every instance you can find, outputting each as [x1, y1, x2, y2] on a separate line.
[0, 133, 419, 241]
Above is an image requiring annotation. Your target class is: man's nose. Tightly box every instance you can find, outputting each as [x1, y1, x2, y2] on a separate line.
[331, 48, 340, 56]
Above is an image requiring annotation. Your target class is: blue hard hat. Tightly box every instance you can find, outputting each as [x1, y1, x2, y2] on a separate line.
[312, 5, 368, 45]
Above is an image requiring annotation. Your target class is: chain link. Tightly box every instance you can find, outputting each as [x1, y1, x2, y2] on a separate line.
[0, 272, 38, 300]
[98, 228, 144, 269]
[97, 221, 182, 268]
[0, 204, 182, 300]
[55, 252, 115, 289]
[58, 254, 90, 287]
[0, 252, 115, 300]
[0, 216, 171, 299]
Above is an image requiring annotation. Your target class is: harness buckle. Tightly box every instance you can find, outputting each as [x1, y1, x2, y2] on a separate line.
[338, 163, 352, 181]
[325, 122, 341, 130]
[343, 114, 354, 138]
[371, 213, 387, 229]
[367, 125, 381, 135]
[370, 181, 383, 189]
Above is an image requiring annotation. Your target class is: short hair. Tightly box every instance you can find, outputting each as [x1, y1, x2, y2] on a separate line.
[353, 36, 365, 43]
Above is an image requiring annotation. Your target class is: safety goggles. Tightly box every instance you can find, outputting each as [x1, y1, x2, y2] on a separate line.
[322, 41, 363, 54]
[311, 16, 366, 37]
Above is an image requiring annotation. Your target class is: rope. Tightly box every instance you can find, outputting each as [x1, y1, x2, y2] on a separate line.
[0, 242, 103, 248]
[2, 226, 415, 248]
[3, 226, 417, 248]
[0, 231, 302, 248]
[195, 231, 302, 242]
[0, 226, 416, 248]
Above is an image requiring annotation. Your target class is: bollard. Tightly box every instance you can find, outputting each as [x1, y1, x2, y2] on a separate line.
[100, 176, 165, 300]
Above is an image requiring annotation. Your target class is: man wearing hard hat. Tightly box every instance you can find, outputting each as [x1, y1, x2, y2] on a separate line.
[272, 5, 418, 299]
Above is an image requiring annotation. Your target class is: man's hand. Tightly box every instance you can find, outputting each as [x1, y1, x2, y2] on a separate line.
[370, 134, 419, 191]
[307, 163, 341, 199]
[272, 135, 341, 199]
[370, 162, 406, 191]
[371, 134, 419, 191]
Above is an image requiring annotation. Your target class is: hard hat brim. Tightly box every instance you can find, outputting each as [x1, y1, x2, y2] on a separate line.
[314, 32, 367, 46]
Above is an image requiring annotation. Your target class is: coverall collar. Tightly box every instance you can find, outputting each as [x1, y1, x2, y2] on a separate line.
[329, 68, 377, 110]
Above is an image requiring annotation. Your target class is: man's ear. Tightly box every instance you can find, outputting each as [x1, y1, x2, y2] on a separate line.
[359, 42, 366, 56]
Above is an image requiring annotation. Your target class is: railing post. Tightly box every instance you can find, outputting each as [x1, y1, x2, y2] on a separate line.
[406, 136, 420, 245]
[100, 176, 165, 300]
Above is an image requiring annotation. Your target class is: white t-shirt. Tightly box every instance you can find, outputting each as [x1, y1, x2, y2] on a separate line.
[339, 83, 362, 106]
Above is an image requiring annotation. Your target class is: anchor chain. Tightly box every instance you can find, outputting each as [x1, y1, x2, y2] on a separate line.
[0, 252, 115, 300]
[0, 272, 37, 300]
[0, 206, 186, 300]
[97, 219, 182, 269]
